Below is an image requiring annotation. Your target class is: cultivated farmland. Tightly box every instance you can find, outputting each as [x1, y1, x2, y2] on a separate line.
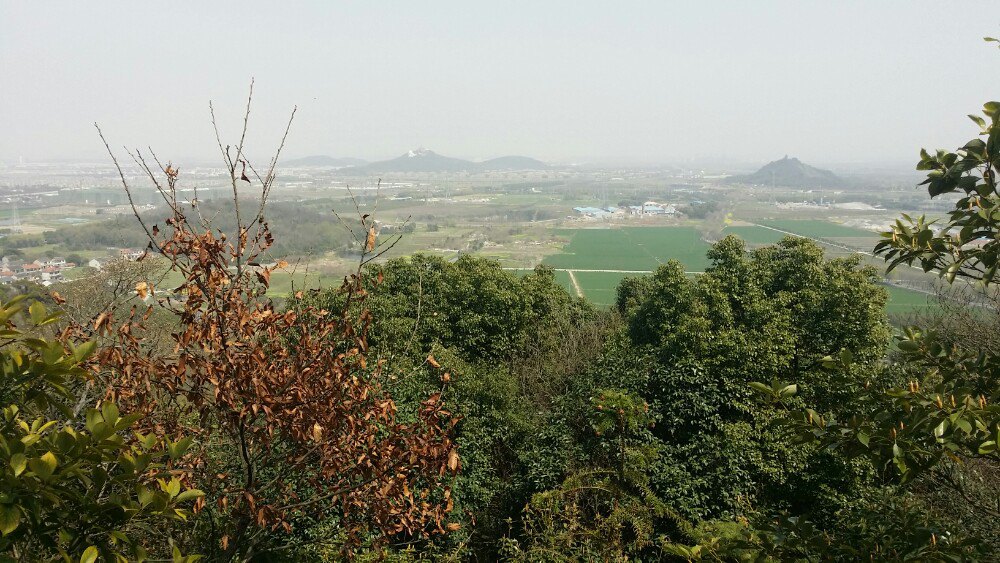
[760, 220, 877, 239]
[884, 285, 935, 315]
[543, 227, 712, 272]
[721, 225, 786, 245]
[536, 222, 937, 317]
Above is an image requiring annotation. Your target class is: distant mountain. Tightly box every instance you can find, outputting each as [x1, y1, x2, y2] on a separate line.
[283, 155, 368, 167]
[348, 149, 550, 173]
[363, 149, 472, 173]
[727, 156, 845, 188]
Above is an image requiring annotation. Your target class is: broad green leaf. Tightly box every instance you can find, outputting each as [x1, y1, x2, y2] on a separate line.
[80, 545, 99, 563]
[163, 478, 181, 498]
[0, 504, 20, 535]
[9, 454, 26, 477]
[101, 402, 120, 425]
[85, 409, 102, 432]
[839, 348, 853, 365]
[168, 436, 194, 460]
[955, 417, 973, 433]
[934, 419, 948, 439]
[73, 341, 97, 363]
[174, 489, 205, 504]
[28, 302, 46, 325]
[804, 408, 824, 427]
[28, 451, 57, 479]
[137, 485, 154, 508]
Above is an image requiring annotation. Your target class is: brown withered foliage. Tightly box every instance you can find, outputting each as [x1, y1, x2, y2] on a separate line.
[89, 90, 459, 559]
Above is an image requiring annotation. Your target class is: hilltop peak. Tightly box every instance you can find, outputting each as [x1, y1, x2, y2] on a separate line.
[405, 148, 436, 158]
[727, 156, 845, 188]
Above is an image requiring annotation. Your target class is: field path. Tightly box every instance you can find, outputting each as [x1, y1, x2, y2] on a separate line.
[567, 270, 584, 298]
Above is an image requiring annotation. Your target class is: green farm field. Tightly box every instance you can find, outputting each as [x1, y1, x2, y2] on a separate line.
[721, 225, 786, 245]
[553, 269, 574, 294]
[523, 267, 936, 316]
[544, 227, 712, 271]
[759, 219, 878, 240]
[884, 285, 936, 315]
[533, 224, 936, 317]
[573, 271, 634, 307]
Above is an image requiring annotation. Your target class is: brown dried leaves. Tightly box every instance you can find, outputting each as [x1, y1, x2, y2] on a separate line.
[91, 201, 459, 548]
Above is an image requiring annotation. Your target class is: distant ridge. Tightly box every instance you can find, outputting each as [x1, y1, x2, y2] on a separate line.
[727, 156, 845, 188]
[343, 149, 550, 174]
[363, 149, 471, 173]
[283, 155, 368, 168]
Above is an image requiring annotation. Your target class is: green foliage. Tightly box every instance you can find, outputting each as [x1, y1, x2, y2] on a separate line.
[725, 498, 986, 562]
[680, 200, 719, 220]
[41, 215, 150, 252]
[36, 201, 353, 258]
[612, 235, 891, 519]
[0, 297, 201, 561]
[589, 389, 652, 442]
[783, 331, 1000, 485]
[503, 389, 667, 561]
[301, 254, 610, 559]
[876, 101, 1000, 284]
[613, 275, 652, 317]
[735, 77, 1000, 559]
[309, 254, 606, 407]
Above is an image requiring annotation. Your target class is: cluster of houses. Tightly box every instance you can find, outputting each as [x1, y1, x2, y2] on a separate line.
[0, 248, 146, 286]
[572, 202, 677, 219]
[0, 256, 75, 286]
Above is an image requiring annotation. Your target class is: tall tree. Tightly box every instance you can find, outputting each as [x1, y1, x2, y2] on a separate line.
[615, 236, 891, 520]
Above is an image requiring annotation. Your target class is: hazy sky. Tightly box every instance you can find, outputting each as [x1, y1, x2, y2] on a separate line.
[2, 1, 999, 168]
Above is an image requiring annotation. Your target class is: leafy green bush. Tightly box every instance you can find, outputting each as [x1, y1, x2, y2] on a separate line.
[0, 296, 202, 561]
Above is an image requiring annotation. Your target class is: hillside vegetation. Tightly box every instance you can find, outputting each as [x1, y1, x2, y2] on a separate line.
[727, 156, 846, 188]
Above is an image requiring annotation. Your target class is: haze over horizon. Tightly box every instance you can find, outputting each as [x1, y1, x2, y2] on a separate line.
[2, 1, 999, 169]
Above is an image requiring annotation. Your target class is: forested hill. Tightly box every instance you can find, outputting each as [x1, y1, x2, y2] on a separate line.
[727, 155, 846, 188]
